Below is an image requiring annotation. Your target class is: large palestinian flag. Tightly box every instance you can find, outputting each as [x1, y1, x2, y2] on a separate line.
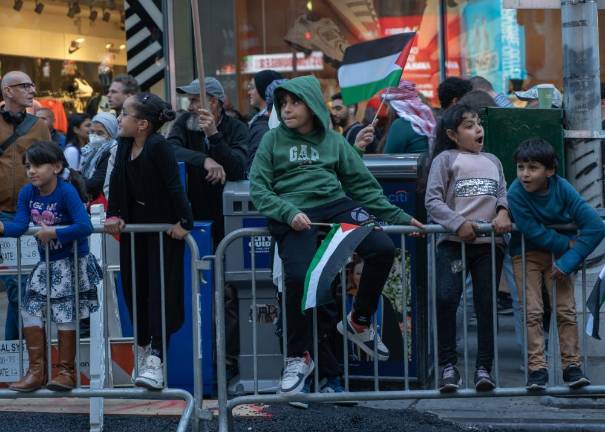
[302, 223, 373, 313]
[586, 264, 605, 339]
[337, 32, 416, 105]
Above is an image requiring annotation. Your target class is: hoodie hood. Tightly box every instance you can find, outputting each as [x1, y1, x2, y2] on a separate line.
[273, 75, 330, 136]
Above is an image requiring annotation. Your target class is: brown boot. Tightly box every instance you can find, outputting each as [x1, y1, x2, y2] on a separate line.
[9, 326, 47, 392]
[47, 330, 76, 391]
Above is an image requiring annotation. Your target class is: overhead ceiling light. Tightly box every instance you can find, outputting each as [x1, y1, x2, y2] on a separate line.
[75, 37, 85, 43]
[89, 8, 98, 21]
[105, 43, 113, 49]
[102, 9, 111, 22]
[119, 44, 126, 50]
[13, 0, 23, 11]
[34, 1, 44, 14]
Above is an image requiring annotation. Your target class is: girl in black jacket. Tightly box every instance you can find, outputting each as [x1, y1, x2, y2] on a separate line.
[105, 93, 193, 390]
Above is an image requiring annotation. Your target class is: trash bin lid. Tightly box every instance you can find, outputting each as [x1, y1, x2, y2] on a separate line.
[363, 153, 424, 179]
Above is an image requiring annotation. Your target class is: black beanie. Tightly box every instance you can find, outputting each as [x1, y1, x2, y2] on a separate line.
[254, 70, 283, 101]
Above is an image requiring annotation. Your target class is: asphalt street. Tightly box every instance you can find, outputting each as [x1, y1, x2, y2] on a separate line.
[0, 404, 533, 432]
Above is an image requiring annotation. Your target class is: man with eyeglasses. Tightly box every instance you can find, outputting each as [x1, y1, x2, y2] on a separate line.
[0, 71, 50, 341]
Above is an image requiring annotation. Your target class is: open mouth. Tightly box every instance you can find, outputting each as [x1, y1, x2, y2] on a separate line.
[476, 136, 484, 145]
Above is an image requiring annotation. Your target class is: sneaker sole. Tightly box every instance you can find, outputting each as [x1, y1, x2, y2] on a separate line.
[439, 382, 460, 393]
[475, 378, 495, 391]
[288, 401, 309, 409]
[337, 321, 389, 361]
[280, 360, 315, 395]
[526, 383, 546, 391]
[134, 376, 163, 390]
[567, 377, 591, 389]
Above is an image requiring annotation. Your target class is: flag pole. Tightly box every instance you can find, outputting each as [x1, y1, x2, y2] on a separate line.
[190, 0, 207, 109]
[371, 87, 391, 125]
[309, 223, 333, 227]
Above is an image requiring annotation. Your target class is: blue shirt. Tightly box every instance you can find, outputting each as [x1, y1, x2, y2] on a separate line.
[508, 175, 605, 274]
[2, 179, 92, 261]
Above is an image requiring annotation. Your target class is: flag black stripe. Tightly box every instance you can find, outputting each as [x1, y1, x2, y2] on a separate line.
[341, 32, 415, 65]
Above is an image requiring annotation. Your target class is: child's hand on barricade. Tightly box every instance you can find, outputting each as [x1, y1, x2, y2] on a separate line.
[551, 265, 567, 281]
[457, 221, 477, 242]
[104, 217, 125, 235]
[34, 223, 57, 245]
[167, 222, 189, 240]
[290, 212, 311, 231]
[491, 209, 512, 234]
[408, 218, 425, 238]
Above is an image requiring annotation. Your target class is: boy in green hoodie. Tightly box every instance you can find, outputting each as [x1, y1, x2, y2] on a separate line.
[250, 75, 423, 395]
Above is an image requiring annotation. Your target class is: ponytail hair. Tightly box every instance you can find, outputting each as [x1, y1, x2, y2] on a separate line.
[130, 93, 176, 131]
[23, 141, 89, 202]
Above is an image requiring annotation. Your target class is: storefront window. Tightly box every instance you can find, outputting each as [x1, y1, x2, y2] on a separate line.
[447, 1, 605, 98]
[234, 0, 444, 112]
[0, 0, 126, 115]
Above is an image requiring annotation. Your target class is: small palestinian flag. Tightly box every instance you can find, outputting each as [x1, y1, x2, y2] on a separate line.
[302, 223, 373, 313]
[586, 264, 605, 339]
[337, 32, 416, 105]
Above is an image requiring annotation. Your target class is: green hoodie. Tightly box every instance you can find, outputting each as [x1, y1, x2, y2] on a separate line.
[249, 75, 412, 226]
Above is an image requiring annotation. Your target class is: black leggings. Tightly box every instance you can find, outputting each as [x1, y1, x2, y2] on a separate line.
[270, 198, 395, 357]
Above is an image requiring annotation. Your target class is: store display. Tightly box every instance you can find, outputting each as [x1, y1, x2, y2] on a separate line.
[284, 14, 350, 66]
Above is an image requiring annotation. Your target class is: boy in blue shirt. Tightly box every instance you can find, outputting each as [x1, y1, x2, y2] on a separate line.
[508, 138, 605, 391]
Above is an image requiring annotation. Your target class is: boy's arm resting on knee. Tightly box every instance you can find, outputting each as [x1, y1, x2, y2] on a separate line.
[337, 140, 413, 225]
[249, 138, 301, 225]
[554, 182, 605, 274]
[424, 154, 465, 233]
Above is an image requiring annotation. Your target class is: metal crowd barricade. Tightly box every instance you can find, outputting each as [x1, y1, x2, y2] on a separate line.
[0, 223, 207, 432]
[214, 223, 605, 432]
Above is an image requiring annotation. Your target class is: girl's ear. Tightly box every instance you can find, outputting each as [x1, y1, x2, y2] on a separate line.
[445, 128, 458, 144]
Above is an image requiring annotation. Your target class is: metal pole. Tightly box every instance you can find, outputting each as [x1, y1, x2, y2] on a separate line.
[74, 241, 81, 388]
[437, 0, 448, 82]
[561, 0, 603, 206]
[159, 234, 168, 388]
[461, 242, 469, 389]
[431, 234, 439, 389]
[163, 0, 177, 108]
[491, 233, 499, 387]
[401, 235, 409, 391]
[190, 0, 208, 108]
[251, 237, 258, 395]
[340, 269, 349, 391]
[17, 240, 23, 378]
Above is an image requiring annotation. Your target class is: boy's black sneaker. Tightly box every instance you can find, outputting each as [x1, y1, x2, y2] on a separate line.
[526, 368, 548, 391]
[563, 364, 590, 389]
[439, 364, 461, 393]
[474, 366, 496, 391]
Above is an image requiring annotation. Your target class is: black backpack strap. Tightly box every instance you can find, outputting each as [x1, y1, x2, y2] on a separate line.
[0, 114, 38, 156]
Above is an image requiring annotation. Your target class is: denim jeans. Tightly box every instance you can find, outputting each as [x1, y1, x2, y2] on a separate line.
[0, 211, 27, 340]
[437, 241, 504, 370]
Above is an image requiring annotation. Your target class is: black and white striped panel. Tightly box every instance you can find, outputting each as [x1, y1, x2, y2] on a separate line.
[125, 0, 165, 91]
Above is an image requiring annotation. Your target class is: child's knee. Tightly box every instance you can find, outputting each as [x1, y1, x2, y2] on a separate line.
[365, 232, 395, 263]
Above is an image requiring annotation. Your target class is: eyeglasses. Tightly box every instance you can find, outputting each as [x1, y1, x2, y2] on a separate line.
[8, 82, 36, 90]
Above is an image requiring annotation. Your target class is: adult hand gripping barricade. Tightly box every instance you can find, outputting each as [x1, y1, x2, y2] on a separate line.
[212, 222, 605, 432]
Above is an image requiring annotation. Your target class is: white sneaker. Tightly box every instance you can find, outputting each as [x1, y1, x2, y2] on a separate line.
[337, 313, 389, 361]
[134, 354, 164, 390]
[280, 351, 314, 395]
[131, 344, 150, 384]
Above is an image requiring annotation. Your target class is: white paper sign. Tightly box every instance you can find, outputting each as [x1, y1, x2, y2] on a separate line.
[0, 340, 28, 382]
[0, 237, 39, 268]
